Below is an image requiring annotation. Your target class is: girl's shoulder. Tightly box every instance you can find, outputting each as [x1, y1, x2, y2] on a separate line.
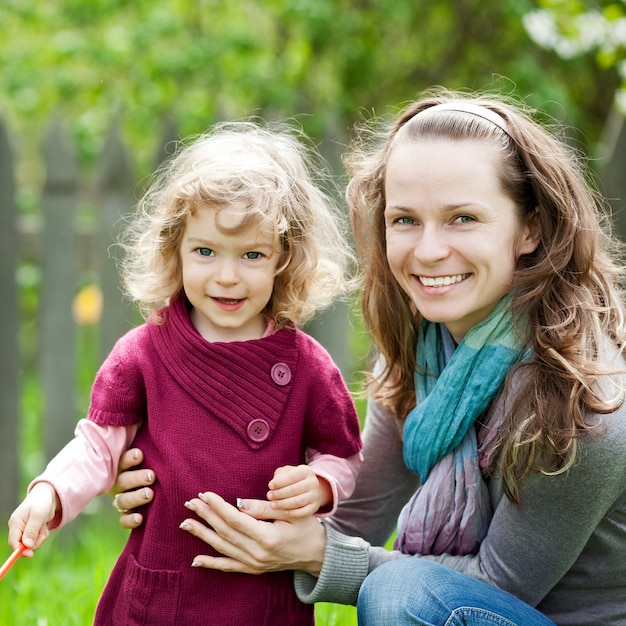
[108, 322, 152, 358]
[290, 327, 344, 371]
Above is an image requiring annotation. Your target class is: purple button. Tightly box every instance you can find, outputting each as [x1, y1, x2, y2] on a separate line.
[271, 362, 292, 386]
[247, 418, 270, 443]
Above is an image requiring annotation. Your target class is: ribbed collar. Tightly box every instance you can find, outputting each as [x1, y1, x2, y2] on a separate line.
[148, 296, 299, 448]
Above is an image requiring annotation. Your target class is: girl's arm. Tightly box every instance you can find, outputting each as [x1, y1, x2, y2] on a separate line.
[8, 420, 138, 555]
[267, 452, 362, 517]
[31, 420, 139, 529]
[8, 482, 60, 554]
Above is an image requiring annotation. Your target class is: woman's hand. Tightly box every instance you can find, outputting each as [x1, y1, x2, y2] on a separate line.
[111, 448, 155, 529]
[180, 492, 327, 577]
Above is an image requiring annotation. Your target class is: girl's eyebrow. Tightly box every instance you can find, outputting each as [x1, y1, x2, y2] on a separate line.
[186, 236, 213, 243]
[185, 235, 276, 251]
[184, 236, 217, 248]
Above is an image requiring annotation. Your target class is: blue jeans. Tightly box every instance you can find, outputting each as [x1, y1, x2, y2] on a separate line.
[357, 559, 556, 626]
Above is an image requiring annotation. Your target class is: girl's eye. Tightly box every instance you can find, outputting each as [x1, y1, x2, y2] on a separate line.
[196, 247, 214, 257]
[395, 216, 416, 225]
[244, 251, 263, 260]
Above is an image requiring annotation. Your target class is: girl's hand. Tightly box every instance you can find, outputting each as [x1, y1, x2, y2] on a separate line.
[267, 464, 332, 517]
[180, 492, 327, 577]
[111, 448, 155, 529]
[8, 482, 59, 556]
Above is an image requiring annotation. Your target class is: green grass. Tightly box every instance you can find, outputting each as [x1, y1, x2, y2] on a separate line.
[1, 499, 357, 625]
[1, 503, 121, 625]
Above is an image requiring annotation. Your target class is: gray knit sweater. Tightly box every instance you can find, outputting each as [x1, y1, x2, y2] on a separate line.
[295, 341, 626, 625]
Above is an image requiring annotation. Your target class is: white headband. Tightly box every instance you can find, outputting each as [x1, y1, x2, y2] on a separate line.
[418, 101, 510, 136]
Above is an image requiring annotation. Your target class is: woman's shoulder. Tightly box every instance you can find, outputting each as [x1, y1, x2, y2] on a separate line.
[498, 336, 626, 444]
[592, 336, 626, 429]
[576, 339, 626, 471]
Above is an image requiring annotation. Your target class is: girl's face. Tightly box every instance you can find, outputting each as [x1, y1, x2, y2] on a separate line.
[180, 205, 280, 342]
[384, 139, 539, 343]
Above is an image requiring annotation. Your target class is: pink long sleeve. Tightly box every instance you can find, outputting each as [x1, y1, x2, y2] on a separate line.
[30, 419, 140, 529]
[307, 449, 362, 517]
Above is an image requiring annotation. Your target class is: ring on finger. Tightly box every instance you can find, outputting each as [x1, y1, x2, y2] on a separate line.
[112, 493, 129, 514]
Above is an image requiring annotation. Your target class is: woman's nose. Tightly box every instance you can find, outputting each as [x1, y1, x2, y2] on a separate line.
[413, 226, 450, 264]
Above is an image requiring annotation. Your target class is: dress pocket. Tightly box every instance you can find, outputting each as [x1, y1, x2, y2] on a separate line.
[113, 554, 181, 626]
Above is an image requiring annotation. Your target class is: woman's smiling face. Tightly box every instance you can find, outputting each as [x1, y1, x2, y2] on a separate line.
[384, 139, 539, 343]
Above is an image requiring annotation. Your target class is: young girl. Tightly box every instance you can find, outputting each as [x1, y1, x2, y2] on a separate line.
[8, 122, 362, 625]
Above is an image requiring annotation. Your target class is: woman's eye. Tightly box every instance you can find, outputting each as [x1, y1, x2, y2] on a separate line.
[454, 215, 474, 224]
[196, 247, 214, 257]
[244, 251, 262, 260]
[395, 216, 416, 225]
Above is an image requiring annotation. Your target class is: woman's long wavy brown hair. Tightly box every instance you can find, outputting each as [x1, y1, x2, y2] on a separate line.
[346, 88, 626, 501]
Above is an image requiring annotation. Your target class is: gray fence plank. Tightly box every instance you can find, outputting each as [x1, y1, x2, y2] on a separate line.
[40, 118, 79, 460]
[96, 123, 136, 363]
[600, 107, 626, 242]
[0, 119, 20, 518]
[305, 114, 353, 379]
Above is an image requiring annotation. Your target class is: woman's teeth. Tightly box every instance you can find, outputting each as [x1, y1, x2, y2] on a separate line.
[419, 274, 469, 287]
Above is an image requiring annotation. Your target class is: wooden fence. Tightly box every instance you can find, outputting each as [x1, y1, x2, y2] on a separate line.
[0, 116, 355, 521]
[0, 118, 137, 520]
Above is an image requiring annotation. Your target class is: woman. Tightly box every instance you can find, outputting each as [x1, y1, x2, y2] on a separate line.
[113, 90, 626, 625]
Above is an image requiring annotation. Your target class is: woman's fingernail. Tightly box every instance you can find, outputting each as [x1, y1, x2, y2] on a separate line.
[133, 515, 141, 525]
[184, 501, 193, 510]
[180, 522, 188, 530]
[191, 561, 200, 567]
[145, 471, 153, 483]
[132, 449, 140, 460]
[236, 498, 248, 510]
[143, 489, 151, 500]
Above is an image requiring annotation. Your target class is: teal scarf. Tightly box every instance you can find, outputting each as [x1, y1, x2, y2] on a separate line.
[396, 297, 525, 555]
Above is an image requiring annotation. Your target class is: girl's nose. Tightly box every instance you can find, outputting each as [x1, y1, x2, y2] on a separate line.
[215, 259, 240, 285]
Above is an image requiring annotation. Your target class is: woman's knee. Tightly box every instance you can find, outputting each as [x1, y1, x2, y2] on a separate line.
[357, 558, 555, 626]
[357, 559, 442, 624]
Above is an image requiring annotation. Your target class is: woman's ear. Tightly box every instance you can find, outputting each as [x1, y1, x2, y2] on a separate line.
[519, 207, 541, 255]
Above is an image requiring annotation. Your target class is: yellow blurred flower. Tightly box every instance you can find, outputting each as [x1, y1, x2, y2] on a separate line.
[72, 284, 103, 325]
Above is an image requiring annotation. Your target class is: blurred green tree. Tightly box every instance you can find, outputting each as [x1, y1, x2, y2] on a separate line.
[0, 0, 618, 185]
[525, 0, 626, 113]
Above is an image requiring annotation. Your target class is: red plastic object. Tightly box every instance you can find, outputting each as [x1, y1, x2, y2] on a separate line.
[0, 543, 27, 581]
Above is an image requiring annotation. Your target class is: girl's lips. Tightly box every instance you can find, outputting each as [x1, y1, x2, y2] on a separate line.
[418, 273, 470, 287]
[214, 297, 242, 304]
[212, 297, 245, 310]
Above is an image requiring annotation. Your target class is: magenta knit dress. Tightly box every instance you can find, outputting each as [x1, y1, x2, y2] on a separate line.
[89, 296, 362, 625]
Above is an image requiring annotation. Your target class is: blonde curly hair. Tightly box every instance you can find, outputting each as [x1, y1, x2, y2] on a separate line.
[120, 120, 354, 328]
